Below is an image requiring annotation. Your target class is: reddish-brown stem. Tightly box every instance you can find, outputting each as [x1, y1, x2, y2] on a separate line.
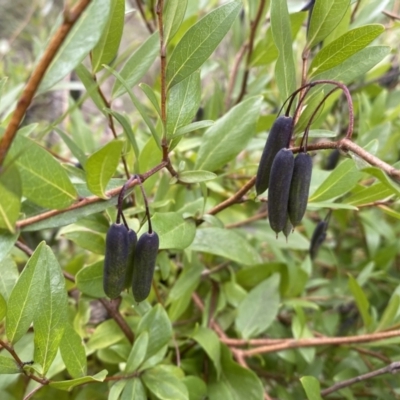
[135, 0, 155, 33]
[0, 0, 92, 168]
[235, 0, 266, 104]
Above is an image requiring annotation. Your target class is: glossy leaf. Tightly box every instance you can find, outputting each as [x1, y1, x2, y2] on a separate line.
[236, 274, 280, 339]
[270, 0, 296, 101]
[307, 0, 350, 49]
[49, 370, 107, 390]
[33, 245, 68, 375]
[112, 32, 159, 98]
[195, 96, 262, 171]
[189, 227, 261, 266]
[208, 345, 264, 400]
[40, 0, 111, 92]
[0, 355, 20, 374]
[59, 323, 87, 378]
[91, 0, 125, 73]
[8, 135, 77, 209]
[76, 260, 105, 298]
[6, 242, 47, 344]
[142, 366, 189, 400]
[309, 159, 364, 202]
[138, 212, 196, 250]
[125, 331, 149, 373]
[167, 72, 201, 140]
[85, 140, 123, 198]
[300, 376, 323, 400]
[0, 164, 21, 232]
[167, 1, 241, 88]
[309, 24, 384, 76]
[164, 0, 188, 43]
[192, 326, 221, 378]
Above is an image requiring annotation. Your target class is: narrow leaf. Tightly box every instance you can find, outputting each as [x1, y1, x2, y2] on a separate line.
[40, 0, 111, 92]
[55, 128, 87, 167]
[0, 163, 21, 232]
[125, 331, 149, 373]
[309, 24, 385, 76]
[164, 0, 188, 43]
[348, 274, 372, 328]
[174, 120, 214, 137]
[6, 242, 47, 343]
[33, 245, 68, 375]
[236, 274, 280, 339]
[307, 0, 350, 49]
[112, 32, 159, 98]
[270, 0, 297, 101]
[49, 370, 107, 390]
[139, 83, 162, 117]
[92, 0, 125, 73]
[85, 140, 124, 198]
[195, 96, 262, 171]
[167, 1, 241, 88]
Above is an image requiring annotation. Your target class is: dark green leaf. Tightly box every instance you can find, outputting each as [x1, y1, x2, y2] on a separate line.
[91, 0, 125, 73]
[195, 96, 262, 171]
[40, 0, 111, 92]
[236, 274, 280, 339]
[112, 32, 159, 98]
[167, 1, 241, 88]
[76, 260, 105, 298]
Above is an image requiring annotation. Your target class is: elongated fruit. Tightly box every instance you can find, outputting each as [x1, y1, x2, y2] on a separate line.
[268, 148, 294, 235]
[103, 223, 129, 299]
[255, 115, 293, 195]
[288, 152, 313, 227]
[309, 220, 328, 260]
[131, 231, 159, 303]
[123, 229, 138, 289]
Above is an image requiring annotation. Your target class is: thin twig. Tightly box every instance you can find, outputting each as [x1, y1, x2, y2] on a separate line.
[235, 0, 266, 104]
[135, 0, 155, 33]
[0, 0, 93, 167]
[15, 241, 34, 257]
[321, 361, 400, 396]
[382, 9, 400, 21]
[23, 385, 44, 400]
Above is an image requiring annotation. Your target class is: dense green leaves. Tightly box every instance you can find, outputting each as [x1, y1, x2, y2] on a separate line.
[167, 1, 241, 88]
[195, 96, 262, 171]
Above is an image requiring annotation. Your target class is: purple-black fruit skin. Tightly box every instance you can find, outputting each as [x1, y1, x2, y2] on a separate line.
[288, 152, 313, 227]
[103, 223, 129, 299]
[309, 221, 328, 260]
[267, 148, 295, 234]
[131, 231, 159, 303]
[255, 116, 293, 195]
[123, 229, 138, 289]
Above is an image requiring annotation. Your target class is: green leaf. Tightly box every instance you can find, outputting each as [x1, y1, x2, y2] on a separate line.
[174, 120, 214, 137]
[6, 242, 47, 344]
[0, 257, 18, 302]
[309, 24, 385, 76]
[0, 163, 21, 232]
[138, 212, 196, 250]
[208, 345, 264, 400]
[348, 274, 372, 328]
[136, 304, 173, 362]
[142, 366, 189, 400]
[109, 380, 128, 400]
[195, 96, 262, 171]
[40, 0, 111, 92]
[167, 72, 201, 140]
[61, 226, 105, 254]
[86, 319, 126, 352]
[361, 167, 400, 196]
[0, 355, 20, 374]
[179, 170, 217, 183]
[307, 0, 350, 49]
[346, 182, 393, 206]
[76, 261, 105, 298]
[313, 46, 391, 84]
[182, 376, 208, 400]
[8, 135, 77, 209]
[49, 370, 108, 390]
[270, 0, 297, 101]
[55, 127, 88, 167]
[112, 32, 159, 98]
[164, 0, 188, 43]
[0, 294, 6, 321]
[300, 376, 323, 400]
[85, 140, 123, 198]
[167, 1, 241, 88]
[139, 83, 162, 118]
[125, 331, 149, 373]
[189, 227, 261, 266]
[33, 245, 68, 375]
[376, 294, 400, 332]
[192, 326, 221, 378]
[309, 159, 364, 202]
[121, 378, 147, 400]
[91, 0, 125, 73]
[0, 230, 18, 262]
[59, 323, 87, 378]
[235, 274, 280, 339]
